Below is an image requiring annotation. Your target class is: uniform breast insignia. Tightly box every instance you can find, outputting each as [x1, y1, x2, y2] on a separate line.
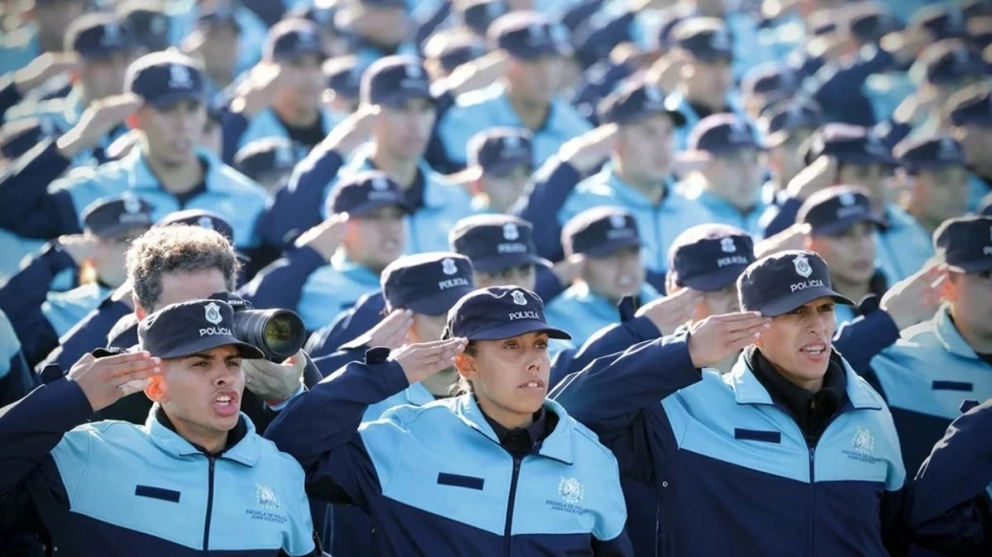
[247, 484, 287, 524]
[559, 477, 584, 504]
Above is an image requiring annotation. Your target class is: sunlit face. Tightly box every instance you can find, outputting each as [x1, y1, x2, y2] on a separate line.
[137, 100, 206, 167]
[944, 270, 992, 340]
[154, 345, 245, 442]
[274, 54, 326, 112]
[808, 222, 877, 287]
[344, 206, 406, 274]
[505, 56, 563, 106]
[766, 128, 814, 185]
[474, 264, 536, 291]
[754, 297, 837, 390]
[581, 246, 645, 302]
[80, 51, 134, 101]
[910, 166, 969, 225]
[617, 114, 677, 182]
[459, 331, 551, 421]
[684, 58, 733, 105]
[349, 6, 409, 48]
[837, 162, 888, 204]
[954, 125, 992, 168]
[374, 97, 436, 160]
[92, 229, 148, 288]
[35, 0, 87, 46]
[708, 149, 765, 211]
[480, 165, 532, 213]
[200, 23, 240, 81]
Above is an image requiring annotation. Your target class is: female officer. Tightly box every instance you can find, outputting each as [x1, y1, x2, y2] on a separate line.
[265, 286, 634, 556]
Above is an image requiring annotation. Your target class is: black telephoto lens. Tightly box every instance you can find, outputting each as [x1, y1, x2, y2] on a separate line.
[231, 309, 306, 362]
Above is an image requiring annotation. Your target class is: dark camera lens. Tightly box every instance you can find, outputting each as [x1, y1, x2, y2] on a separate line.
[232, 309, 306, 362]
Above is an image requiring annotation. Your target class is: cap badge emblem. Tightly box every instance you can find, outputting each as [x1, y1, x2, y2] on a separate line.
[204, 302, 223, 325]
[793, 254, 813, 278]
[168, 64, 193, 89]
[503, 222, 519, 240]
[102, 24, 121, 46]
[197, 215, 215, 230]
[528, 23, 544, 41]
[405, 64, 422, 79]
[839, 192, 856, 206]
[728, 119, 751, 143]
[150, 15, 167, 35]
[372, 176, 389, 191]
[710, 29, 731, 51]
[720, 237, 736, 253]
[441, 258, 458, 276]
[609, 214, 627, 229]
[644, 86, 662, 103]
[511, 290, 528, 306]
[937, 138, 958, 160]
[504, 135, 520, 149]
[123, 195, 142, 214]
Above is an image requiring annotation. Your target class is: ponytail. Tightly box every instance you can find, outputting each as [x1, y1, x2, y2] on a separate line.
[447, 340, 477, 397]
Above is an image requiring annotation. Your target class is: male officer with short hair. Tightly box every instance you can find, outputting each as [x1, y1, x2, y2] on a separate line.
[462, 128, 535, 214]
[0, 299, 321, 556]
[553, 250, 923, 557]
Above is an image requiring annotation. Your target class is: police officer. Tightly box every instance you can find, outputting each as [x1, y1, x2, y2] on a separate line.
[534, 80, 706, 292]
[461, 127, 535, 214]
[796, 186, 888, 326]
[758, 100, 824, 205]
[0, 50, 270, 250]
[895, 135, 971, 236]
[945, 84, 992, 210]
[740, 62, 799, 120]
[868, 215, 992, 476]
[0, 300, 321, 556]
[308, 251, 476, 557]
[185, 9, 242, 103]
[0, 0, 88, 75]
[322, 55, 362, 118]
[228, 19, 339, 159]
[437, 11, 592, 169]
[544, 207, 660, 347]
[265, 286, 635, 556]
[552, 250, 920, 556]
[679, 113, 770, 235]
[0, 194, 154, 367]
[449, 214, 557, 295]
[244, 171, 411, 332]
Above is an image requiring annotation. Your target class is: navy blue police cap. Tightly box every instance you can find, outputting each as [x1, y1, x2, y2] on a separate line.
[360, 55, 433, 107]
[687, 113, 763, 155]
[562, 206, 641, 257]
[265, 18, 325, 61]
[125, 51, 206, 109]
[81, 194, 154, 239]
[118, 0, 171, 52]
[797, 185, 885, 237]
[382, 252, 476, 315]
[323, 55, 362, 99]
[488, 11, 571, 60]
[978, 191, 992, 215]
[671, 17, 733, 62]
[759, 100, 823, 147]
[65, 13, 135, 59]
[914, 3, 969, 39]
[139, 299, 264, 359]
[741, 62, 797, 102]
[443, 286, 570, 341]
[668, 224, 755, 291]
[467, 127, 533, 176]
[806, 124, 897, 166]
[327, 171, 412, 217]
[462, 0, 509, 36]
[234, 137, 300, 182]
[912, 39, 987, 85]
[934, 215, 992, 273]
[849, 8, 900, 45]
[449, 214, 544, 273]
[738, 250, 854, 317]
[947, 84, 992, 127]
[356, 0, 407, 7]
[434, 36, 488, 73]
[154, 209, 235, 243]
[597, 80, 687, 127]
[893, 135, 967, 173]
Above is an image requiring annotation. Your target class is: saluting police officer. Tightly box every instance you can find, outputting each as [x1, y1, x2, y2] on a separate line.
[0, 299, 321, 556]
[552, 250, 950, 556]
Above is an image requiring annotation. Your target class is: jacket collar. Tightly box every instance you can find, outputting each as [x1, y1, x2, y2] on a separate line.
[727, 349, 882, 410]
[145, 405, 260, 466]
[450, 395, 575, 464]
[931, 303, 982, 359]
[124, 146, 229, 193]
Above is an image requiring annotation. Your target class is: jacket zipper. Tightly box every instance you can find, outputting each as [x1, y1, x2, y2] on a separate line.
[808, 446, 816, 557]
[203, 456, 217, 552]
[503, 457, 522, 557]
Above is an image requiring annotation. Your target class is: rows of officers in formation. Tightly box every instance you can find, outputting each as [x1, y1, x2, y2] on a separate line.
[0, 0, 991, 556]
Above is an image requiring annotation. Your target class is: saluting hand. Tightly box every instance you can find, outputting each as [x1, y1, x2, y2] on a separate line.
[68, 351, 161, 413]
[13, 52, 79, 95]
[636, 288, 704, 335]
[391, 338, 467, 386]
[559, 124, 618, 174]
[367, 309, 414, 350]
[880, 261, 947, 331]
[320, 104, 379, 154]
[295, 213, 349, 262]
[686, 312, 770, 369]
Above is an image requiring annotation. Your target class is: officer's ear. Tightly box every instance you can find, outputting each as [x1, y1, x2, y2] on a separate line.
[143, 374, 170, 404]
[454, 352, 478, 381]
[134, 298, 147, 320]
[941, 272, 960, 303]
